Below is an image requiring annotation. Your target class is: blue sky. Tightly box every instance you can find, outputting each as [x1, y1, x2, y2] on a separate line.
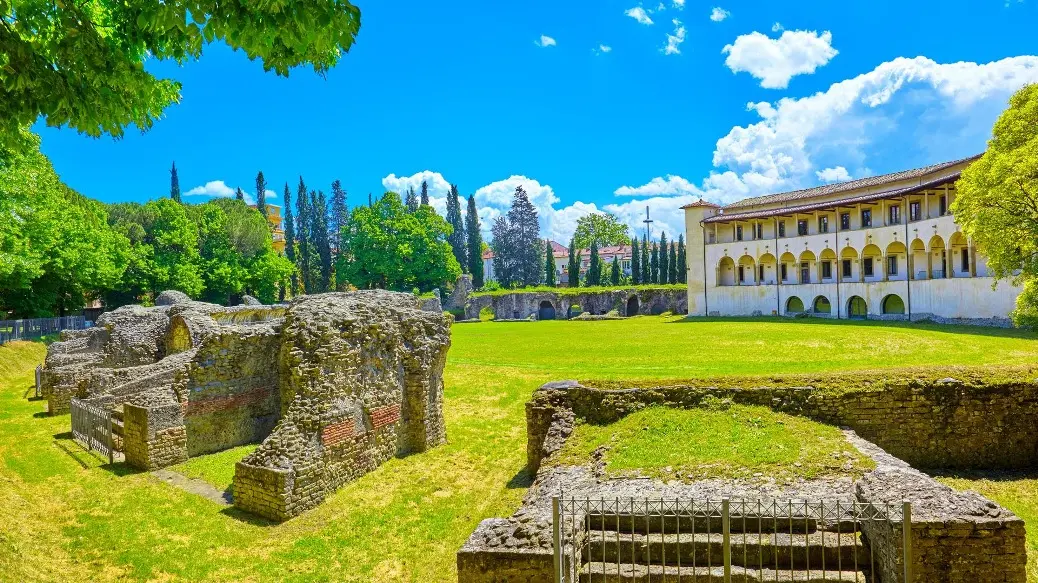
[35, 0, 1038, 242]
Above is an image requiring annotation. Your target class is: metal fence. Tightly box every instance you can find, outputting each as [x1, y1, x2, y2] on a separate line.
[0, 316, 87, 345]
[34, 364, 42, 398]
[70, 398, 115, 464]
[552, 496, 911, 583]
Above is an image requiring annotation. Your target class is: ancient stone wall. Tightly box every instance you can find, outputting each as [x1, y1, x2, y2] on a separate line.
[463, 287, 687, 320]
[122, 402, 188, 470]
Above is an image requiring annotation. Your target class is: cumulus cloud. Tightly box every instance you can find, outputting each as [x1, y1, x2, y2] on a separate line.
[625, 6, 654, 24]
[662, 19, 686, 55]
[815, 166, 852, 183]
[381, 170, 452, 215]
[723, 30, 838, 89]
[771, 22, 784, 32]
[615, 175, 699, 197]
[673, 0, 685, 9]
[185, 180, 267, 205]
[535, 35, 556, 48]
[709, 7, 730, 22]
[594, 44, 613, 55]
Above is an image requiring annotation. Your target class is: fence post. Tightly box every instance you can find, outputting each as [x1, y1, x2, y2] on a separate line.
[903, 502, 912, 583]
[722, 498, 731, 583]
[552, 496, 562, 583]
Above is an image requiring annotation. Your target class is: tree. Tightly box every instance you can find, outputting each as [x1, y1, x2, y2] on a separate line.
[610, 257, 621, 286]
[491, 186, 543, 287]
[255, 171, 268, 222]
[295, 177, 312, 293]
[446, 184, 467, 272]
[650, 242, 659, 284]
[659, 232, 669, 285]
[586, 241, 602, 286]
[338, 192, 460, 292]
[641, 236, 650, 283]
[170, 162, 181, 203]
[631, 238, 641, 284]
[406, 186, 419, 213]
[572, 212, 631, 250]
[310, 190, 333, 293]
[235, 187, 245, 202]
[0, 1, 362, 152]
[420, 181, 430, 206]
[677, 235, 687, 284]
[956, 83, 1038, 326]
[668, 242, 678, 284]
[466, 195, 485, 288]
[567, 237, 580, 287]
[329, 179, 348, 258]
[283, 183, 298, 296]
[544, 239, 556, 286]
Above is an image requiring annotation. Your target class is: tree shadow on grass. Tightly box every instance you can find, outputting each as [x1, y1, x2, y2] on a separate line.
[219, 505, 278, 527]
[506, 467, 535, 489]
[666, 315, 1037, 340]
[32, 410, 52, 418]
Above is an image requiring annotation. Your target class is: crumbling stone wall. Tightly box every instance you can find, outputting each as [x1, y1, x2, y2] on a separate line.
[122, 402, 188, 470]
[463, 287, 687, 320]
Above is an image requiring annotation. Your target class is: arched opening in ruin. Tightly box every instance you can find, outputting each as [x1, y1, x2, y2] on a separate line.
[537, 301, 556, 321]
[786, 296, 804, 314]
[650, 303, 665, 315]
[813, 295, 831, 314]
[847, 296, 868, 319]
[165, 316, 194, 355]
[626, 296, 639, 316]
[883, 294, 906, 315]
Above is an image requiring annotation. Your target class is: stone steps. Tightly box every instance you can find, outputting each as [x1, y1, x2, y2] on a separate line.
[579, 562, 867, 582]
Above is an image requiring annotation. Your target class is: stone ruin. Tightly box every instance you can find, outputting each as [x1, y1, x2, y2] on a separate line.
[42, 290, 450, 521]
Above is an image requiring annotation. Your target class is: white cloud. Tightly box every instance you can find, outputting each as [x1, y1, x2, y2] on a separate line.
[594, 44, 613, 56]
[709, 7, 730, 22]
[625, 6, 654, 25]
[673, 0, 685, 9]
[535, 35, 556, 48]
[185, 180, 261, 205]
[615, 175, 700, 197]
[662, 19, 686, 55]
[771, 22, 784, 32]
[722, 30, 839, 89]
[381, 170, 453, 215]
[815, 166, 852, 183]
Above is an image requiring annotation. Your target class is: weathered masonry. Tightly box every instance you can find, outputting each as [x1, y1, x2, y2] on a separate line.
[42, 290, 450, 521]
[459, 286, 688, 321]
[683, 156, 1021, 324]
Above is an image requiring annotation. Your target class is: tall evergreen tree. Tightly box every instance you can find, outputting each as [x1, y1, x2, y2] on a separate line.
[283, 183, 298, 295]
[420, 180, 430, 206]
[295, 177, 312, 293]
[235, 187, 245, 201]
[465, 195, 484, 288]
[310, 190, 333, 292]
[641, 235, 650, 283]
[586, 240, 602, 286]
[446, 184, 467, 272]
[490, 185, 542, 287]
[677, 235, 687, 284]
[631, 238, 641, 284]
[544, 239, 556, 286]
[666, 242, 676, 283]
[567, 237, 580, 287]
[329, 179, 348, 256]
[405, 186, 419, 213]
[650, 242, 659, 284]
[609, 256, 621, 285]
[658, 232, 669, 285]
[255, 171, 268, 221]
[170, 161, 181, 203]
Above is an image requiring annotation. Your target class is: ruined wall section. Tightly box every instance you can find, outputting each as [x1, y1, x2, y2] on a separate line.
[233, 291, 450, 521]
[464, 287, 688, 320]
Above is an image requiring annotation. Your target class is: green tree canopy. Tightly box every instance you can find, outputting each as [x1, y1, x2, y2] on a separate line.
[0, 0, 361, 151]
[955, 83, 1038, 326]
[572, 212, 631, 250]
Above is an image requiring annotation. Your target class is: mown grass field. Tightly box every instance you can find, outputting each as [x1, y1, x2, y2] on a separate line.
[2, 316, 1038, 582]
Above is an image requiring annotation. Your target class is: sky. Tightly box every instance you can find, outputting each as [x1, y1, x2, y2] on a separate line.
[34, 0, 1038, 243]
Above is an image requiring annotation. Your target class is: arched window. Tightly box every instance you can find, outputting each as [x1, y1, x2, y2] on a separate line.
[537, 301, 556, 320]
[786, 296, 805, 313]
[847, 296, 867, 319]
[882, 294, 905, 315]
[718, 257, 736, 286]
[813, 295, 831, 314]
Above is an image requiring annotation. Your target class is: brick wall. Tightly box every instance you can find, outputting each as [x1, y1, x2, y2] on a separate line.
[122, 403, 188, 471]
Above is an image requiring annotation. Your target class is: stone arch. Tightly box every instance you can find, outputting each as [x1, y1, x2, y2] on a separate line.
[799, 250, 817, 284]
[847, 295, 868, 319]
[929, 235, 947, 278]
[537, 301, 556, 320]
[949, 231, 969, 277]
[886, 241, 907, 280]
[910, 239, 926, 280]
[840, 246, 859, 281]
[758, 253, 777, 284]
[882, 294, 906, 315]
[737, 254, 756, 284]
[862, 244, 882, 280]
[165, 315, 194, 355]
[718, 256, 735, 286]
[813, 295, 831, 314]
[786, 296, 805, 314]
[626, 296, 640, 316]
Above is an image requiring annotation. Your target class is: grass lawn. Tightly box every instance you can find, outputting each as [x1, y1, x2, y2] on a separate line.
[2, 316, 1038, 582]
[554, 405, 874, 481]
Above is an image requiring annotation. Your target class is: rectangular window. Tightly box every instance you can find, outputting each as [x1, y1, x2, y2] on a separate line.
[864, 257, 874, 277]
[840, 213, 850, 230]
[797, 220, 808, 236]
[822, 261, 832, 279]
[961, 249, 970, 272]
[909, 201, 921, 221]
[818, 215, 829, 234]
[708, 233, 716, 244]
[939, 195, 947, 216]
[800, 262, 810, 283]
[736, 225, 743, 241]
[758, 265, 764, 282]
[778, 221, 786, 237]
[738, 265, 745, 283]
[889, 204, 901, 225]
[887, 255, 898, 276]
[755, 224, 763, 239]
[861, 209, 872, 228]
[781, 263, 788, 281]
[842, 259, 852, 278]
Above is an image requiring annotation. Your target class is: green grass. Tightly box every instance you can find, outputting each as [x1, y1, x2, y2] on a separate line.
[169, 444, 257, 492]
[470, 283, 686, 298]
[554, 405, 874, 481]
[2, 317, 1038, 582]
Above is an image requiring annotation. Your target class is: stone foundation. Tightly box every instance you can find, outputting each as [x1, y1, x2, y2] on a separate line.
[122, 403, 188, 470]
[463, 287, 687, 320]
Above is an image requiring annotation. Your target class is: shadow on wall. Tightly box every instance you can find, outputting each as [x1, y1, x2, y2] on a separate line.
[665, 315, 1036, 340]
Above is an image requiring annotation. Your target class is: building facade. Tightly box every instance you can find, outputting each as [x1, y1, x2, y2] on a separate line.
[683, 155, 1021, 323]
[251, 203, 286, 253]
[482, 241, 634, 287]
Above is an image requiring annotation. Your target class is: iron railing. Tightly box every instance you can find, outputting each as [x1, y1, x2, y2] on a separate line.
[0, 316, 87, 345]
[70, 398, 114, 464]
[553, 496, 911, 583]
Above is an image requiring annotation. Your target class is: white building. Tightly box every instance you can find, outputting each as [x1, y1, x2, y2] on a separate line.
[483, 241, 634, 287]
[682, 155, 1021, 322]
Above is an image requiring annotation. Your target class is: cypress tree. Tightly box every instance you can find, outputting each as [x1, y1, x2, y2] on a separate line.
[658, 232, 669, 284]
[295, 177, 312, 293]
[677, 235, 687, 284]
[465, 195, 484, 288]
[668, 242, 678, 283]
[329, 179, 348, 257]
[610, 257, 621, 285]
[406, 186, 419, 213]
[420, 180, 430, 206]
[256, 171, 268, 221]
[641, 236, 650, 283]
[170, 162, 181, 203]
[311, 190, 333, 292]
[586, 240, 602, 286]
[567, 237, 580, 287]
[283, 183, 298, 295]
[650, 242, 659, 284]
[236, 187, 245, 201]
[544, 239, 556, 286]
[446, 184, 467, 271]
[631, 238, 641, 284]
